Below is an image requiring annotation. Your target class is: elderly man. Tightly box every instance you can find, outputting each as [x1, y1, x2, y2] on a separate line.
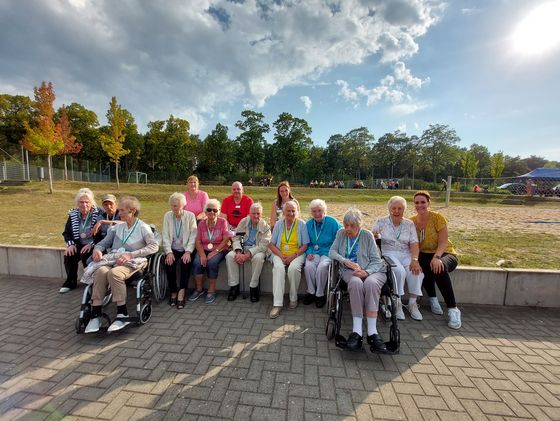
[225, 203, 271, 302]
[221, 181, 254, 230]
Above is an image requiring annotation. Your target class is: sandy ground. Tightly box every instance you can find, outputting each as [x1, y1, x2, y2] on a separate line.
[326, 204, 560, 234]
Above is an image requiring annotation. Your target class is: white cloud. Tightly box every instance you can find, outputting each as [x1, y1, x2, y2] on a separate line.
[0, 0, 444, 131]
[300, 96, 312, 113]
[336, 62, 429, 113]
[397, 123, 407, 132]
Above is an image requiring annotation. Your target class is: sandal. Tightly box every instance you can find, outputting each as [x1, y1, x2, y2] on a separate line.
[177, 299, 185, 309]
[169, 296, 177, 307]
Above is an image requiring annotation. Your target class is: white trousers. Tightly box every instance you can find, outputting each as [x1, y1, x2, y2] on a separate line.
[271, 254, 305, 307]
[383, 250, 424, 297]
[303, 254, 331, 297]
[225, 251, 266, 288]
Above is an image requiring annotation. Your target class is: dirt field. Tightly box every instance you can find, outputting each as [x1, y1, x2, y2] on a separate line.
[326, 204, 560, 234]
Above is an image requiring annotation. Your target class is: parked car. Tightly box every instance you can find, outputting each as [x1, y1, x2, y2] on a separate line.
[498, 182, 526, 195]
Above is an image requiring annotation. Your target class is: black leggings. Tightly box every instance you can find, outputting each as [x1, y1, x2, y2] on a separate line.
[165, 249, 193, 293]
[419, 252, 458, 308]
[63, 244, 92, 287]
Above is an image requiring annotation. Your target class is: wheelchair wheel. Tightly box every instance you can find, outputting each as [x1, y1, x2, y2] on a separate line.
[140, 303, 152, 324]
[75, 316, 86, 334]
[152, 253, 167, 303]
[326, 318, 336, 340]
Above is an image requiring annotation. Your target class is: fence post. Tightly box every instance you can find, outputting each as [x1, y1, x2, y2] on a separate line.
[2, 158, 6, 181]
[445, 175, 452, 207]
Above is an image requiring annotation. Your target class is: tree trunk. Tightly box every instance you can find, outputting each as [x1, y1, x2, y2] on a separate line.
[47, 155, 54, 194]
[115, 161, 120, 190]
[64, 155, 68, 181]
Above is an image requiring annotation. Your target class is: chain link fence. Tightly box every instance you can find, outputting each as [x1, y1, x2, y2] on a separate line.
[455, 174, 560, 197]
[1, 158, 110, 184]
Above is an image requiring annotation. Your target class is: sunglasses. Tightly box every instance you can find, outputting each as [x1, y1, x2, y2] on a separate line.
[206, 208, 219, 213]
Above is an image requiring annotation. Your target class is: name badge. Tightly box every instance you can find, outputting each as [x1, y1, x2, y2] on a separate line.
[235, 205, 241, 208]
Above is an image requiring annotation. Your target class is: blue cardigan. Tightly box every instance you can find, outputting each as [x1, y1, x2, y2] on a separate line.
[305, 216, 342, 257]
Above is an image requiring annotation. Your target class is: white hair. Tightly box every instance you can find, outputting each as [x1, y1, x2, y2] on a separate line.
[169, 192, 187, 208]
[75, 188, 96, 208]
[343, 207, 363, 227]
[387, 195, 407, 211]
[309, 199, 327, 214]
[204, 198, 221, 212]
[283, 200, 299, 218]
[250, 202, 263, 213]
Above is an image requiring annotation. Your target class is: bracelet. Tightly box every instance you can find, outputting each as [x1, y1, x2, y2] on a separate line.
[412, 257, 418, 261]
[434, 255, 442, 260]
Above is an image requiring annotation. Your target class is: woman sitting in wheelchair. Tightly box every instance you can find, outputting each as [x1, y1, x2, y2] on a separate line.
[84, 196, 159, 333]
[329, 208, 387, 352]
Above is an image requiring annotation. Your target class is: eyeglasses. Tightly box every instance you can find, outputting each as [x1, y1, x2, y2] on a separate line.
[206, 208, 219, 213]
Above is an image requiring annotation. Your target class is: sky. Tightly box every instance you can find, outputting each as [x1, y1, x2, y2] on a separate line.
[1, 0, 559, 160]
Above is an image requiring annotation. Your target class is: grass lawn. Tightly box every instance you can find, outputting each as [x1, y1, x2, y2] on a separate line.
[1, 181, 559, 270]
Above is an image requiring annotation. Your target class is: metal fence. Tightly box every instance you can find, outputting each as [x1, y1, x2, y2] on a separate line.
[455, 176, 560, 197]
[1, 159, 110, 183]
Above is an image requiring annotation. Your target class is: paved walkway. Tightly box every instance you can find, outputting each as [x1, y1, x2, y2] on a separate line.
[0, 275, 559, 420]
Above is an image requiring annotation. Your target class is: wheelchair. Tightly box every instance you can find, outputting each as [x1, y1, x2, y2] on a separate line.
[325, 255, 400, 354]
[75, 251, 164, 334]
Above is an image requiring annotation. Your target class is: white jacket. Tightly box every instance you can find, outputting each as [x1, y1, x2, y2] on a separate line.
[162, 210, 197, 255]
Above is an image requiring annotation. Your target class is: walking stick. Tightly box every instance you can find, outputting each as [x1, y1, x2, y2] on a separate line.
[236, 232, 247, 299]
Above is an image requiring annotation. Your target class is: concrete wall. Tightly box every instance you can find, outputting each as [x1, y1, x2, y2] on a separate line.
[1, 244, 559, 308]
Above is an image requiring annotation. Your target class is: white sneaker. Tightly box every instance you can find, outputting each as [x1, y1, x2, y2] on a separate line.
[395, 300, 405, 320]
[447, 308, 461, 329]
[430, 297, 444, 315]
[407, 302, 423, 321]
[107, 314, 131, 332]
[85, 317, 101, 334]
[59, 287, 71, 294]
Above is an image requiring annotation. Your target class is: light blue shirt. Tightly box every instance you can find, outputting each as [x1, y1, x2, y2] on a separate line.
[305, 215, 342, 257]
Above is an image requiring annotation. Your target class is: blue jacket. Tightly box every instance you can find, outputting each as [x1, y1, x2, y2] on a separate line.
[305, 216, 342, 257]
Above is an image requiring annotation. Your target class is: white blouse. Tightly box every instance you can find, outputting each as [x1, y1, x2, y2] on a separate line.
[372, 216, 418, 254]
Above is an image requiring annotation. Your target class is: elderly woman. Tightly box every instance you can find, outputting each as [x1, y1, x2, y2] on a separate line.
[329, 208, 387, 352]
[184, 175, 210, 222]
[270, 181, 300, 229]
[85, 196, 159, 333]
[162, 192, 197, 309]
[268, 201, 309, 318]
[60, 188, 101, 294]
[303, 199, 341, 308]
[225, 202, 271, 302]
[373, 196, 424, 321]
[410, 191, 461, 329]
[189, 199, 231, 304]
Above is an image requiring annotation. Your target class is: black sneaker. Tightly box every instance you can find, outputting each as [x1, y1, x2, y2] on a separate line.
[249, 286, 260, 302]
[367, 334, 388, 353]
[303, 293, 315, 305]
[315, 295, 326, 308]
[346, 332, 363, 351]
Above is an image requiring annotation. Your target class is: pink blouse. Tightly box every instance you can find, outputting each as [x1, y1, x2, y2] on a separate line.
[183, 190, 209, 217]
[196, 217, 230, 251]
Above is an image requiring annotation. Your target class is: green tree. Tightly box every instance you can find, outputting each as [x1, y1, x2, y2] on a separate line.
[343, 127, 374, 180]
[420, 124, 461, 185]
[0, 94, 33, 157]
[22, 81, 64, 193]
[143, 115, 194, 180]
[460, 150, 479, 179]
[502, 155, 529, 177]
[269, 112, 312, 179]
[63, 103, 102, 167]
[490, 152, 506, 179]
[372, 131, 408, 179]
[121, 109, 144, 174]
[235, 110, 269, 178]
[468, 143, 491, 177]
[199, 123, 235, 179]
[100, 97, 129, 189]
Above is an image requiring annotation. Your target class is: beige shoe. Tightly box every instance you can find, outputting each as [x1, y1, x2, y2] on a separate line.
[270, 306, 282, 319]
[289, 300, 298, 309]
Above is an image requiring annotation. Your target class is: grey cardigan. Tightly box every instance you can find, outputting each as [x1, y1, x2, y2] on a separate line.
[329, 228, 385, 275]
[232, 216, 271, 257]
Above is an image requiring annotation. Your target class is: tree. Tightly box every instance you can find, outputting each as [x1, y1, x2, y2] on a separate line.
[100, 97, 129, 189]
[420, 124, 461, 185]
[0, 94, 33, 157]
[121, 109, 144, 174]
[21, 81, 64, 193]
[490, 152, 506, 179]
[372, 131, 409, 179]
[235, 110, 269, 178]
[269, 112, 312, 179]
[142, 115, 194, 180]
[343, 127, 374, 180]
[63, 103, 102, 166]
[460, 150, 479, 179]
[56, 105, 82, 180]
[468, 144, 491, 177]
[199, 123, 235, 179]
[522, 155, 547, 170]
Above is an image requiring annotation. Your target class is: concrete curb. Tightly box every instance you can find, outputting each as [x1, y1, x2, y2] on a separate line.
[1, 244, 559, 307]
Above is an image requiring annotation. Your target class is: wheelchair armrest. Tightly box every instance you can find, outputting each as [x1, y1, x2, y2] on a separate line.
[382, 255, 397, 267]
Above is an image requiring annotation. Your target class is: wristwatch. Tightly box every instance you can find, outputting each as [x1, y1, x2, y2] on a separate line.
[434, 254, 442, 259]
[412, 257, 419, 261]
